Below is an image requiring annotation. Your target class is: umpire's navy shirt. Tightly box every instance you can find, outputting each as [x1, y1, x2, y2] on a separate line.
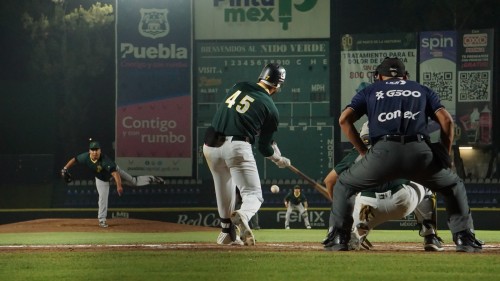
[347, 78, 444, 142]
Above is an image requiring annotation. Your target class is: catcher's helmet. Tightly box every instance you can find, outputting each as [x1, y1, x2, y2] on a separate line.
[258, 63, 286, 88]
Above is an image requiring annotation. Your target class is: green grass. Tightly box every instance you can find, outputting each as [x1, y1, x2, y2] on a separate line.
[0, 230, 499, 281]
[0, 229, 498, 244]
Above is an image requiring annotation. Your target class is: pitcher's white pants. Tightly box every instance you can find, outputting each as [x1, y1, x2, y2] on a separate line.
[94, 167, 155, 222]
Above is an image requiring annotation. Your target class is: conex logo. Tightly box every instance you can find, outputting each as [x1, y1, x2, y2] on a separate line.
[213, 0, 318, 30]
[139, 8, 170, 39]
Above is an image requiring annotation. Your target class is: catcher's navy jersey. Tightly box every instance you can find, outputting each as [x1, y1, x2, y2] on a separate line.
[347, 78, 444, 141]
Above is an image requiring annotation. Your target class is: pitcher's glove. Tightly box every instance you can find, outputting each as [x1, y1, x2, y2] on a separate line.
[61, 168, 72, 183]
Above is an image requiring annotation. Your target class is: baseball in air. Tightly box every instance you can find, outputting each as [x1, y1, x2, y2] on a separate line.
[270, 185, 280, 193]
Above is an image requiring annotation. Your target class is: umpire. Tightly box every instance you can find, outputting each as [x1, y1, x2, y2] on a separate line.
[323, 57, 483, 252]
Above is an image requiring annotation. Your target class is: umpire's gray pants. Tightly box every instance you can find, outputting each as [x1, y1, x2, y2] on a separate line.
[330, 140, 473, 234]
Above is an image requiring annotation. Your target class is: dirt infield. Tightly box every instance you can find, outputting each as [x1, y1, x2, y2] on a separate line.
[0, 218, 214, 233]
[0, 219, 499, 254]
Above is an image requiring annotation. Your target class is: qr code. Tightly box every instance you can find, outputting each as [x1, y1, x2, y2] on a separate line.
[458, 71, 490, 102]
[422, 72, 454, 102]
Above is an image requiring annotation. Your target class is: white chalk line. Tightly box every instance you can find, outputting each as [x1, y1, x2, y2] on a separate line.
[0, 243, 498, 251]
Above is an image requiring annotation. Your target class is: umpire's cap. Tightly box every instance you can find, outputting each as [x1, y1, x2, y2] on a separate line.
[375, 57, 406, 77]
[258, 63, 286, 88]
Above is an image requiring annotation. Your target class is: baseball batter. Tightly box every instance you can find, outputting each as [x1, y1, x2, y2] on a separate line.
[203, 63, 291, 246]
[284, 185, 311, 229]
[324, 122, 443, 251]
[323, 57, 483, 252]
[61, 140, 165, 227]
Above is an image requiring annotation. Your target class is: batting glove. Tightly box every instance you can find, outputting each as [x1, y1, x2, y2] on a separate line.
[271, 141, 281, 156]
[267, 153, 291, 168]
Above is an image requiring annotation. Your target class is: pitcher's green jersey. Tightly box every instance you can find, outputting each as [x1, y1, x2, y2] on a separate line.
[75, 152, 117, 182]
[211, 82, 279, 156]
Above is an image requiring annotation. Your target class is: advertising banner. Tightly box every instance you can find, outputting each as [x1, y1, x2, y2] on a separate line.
[116, 0, 193, 176]
[455, 29, 494, 148]
[194, 0, 330, 39]
[419, 31, 457, 142]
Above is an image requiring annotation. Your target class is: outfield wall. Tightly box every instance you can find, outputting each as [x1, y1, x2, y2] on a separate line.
[1, 179, 499, 230]
[1, 207, 499, 230]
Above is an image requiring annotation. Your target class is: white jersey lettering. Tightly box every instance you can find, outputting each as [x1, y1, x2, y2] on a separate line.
[376, 90, 421, 100]
[378, 110, 420, 122]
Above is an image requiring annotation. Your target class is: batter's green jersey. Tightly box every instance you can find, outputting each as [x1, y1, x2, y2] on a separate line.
[211, 82, 279, 157]
[75, 152, 117, 182]
[335, 148, 408, 192]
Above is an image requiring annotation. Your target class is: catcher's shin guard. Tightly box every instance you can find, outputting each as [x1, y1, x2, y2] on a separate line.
[414, 193, 438, 237]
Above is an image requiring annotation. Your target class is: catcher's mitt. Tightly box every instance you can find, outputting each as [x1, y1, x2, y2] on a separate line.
[359, 204, 375, 222]
[61, 168, 72, 183]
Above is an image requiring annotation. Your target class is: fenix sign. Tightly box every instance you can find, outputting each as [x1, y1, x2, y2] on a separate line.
[194, 0, 330, 39]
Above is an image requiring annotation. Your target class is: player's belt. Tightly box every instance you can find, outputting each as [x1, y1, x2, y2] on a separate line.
[231, 135, 250, 143]
[374, 134, 427, 144]
[360, 185, 404, 199]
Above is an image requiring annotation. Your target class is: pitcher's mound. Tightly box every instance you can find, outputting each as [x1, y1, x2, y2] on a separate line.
[0, 218, 216, 233]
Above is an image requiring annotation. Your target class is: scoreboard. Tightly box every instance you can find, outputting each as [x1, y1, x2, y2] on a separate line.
[195, 40, 333, 181]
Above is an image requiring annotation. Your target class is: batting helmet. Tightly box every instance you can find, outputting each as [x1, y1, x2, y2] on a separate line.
[258, 63, 286, 88]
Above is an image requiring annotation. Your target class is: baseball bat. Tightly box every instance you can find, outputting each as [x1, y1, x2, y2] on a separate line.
[287, 165, 332, 202]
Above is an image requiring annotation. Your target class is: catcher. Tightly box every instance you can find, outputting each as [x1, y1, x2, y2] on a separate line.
[61, 139, 165, 228]
[324, 122, 443, 251]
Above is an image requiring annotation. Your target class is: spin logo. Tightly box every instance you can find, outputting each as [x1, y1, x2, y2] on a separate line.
[213, 0, 318, 30]
[421, 34, 454, 50]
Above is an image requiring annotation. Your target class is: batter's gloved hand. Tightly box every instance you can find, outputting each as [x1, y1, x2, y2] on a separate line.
[271, 141, 281, 156]
[267, 152, 291, 168]
[61, 168, 72, 183]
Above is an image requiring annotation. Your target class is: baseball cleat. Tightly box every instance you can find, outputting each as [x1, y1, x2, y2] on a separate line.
[150, 176, 166, 185]
[424, 234, 444, 251]
[99, 221, 108, 228]
[216, 232, 244, 246]
[231, 211, 255, 246]
[453, 229, 483, 252]
[323, 228, 349, 251]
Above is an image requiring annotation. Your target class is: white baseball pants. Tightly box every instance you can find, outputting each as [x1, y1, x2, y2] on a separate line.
[203, 137, 263, 222]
